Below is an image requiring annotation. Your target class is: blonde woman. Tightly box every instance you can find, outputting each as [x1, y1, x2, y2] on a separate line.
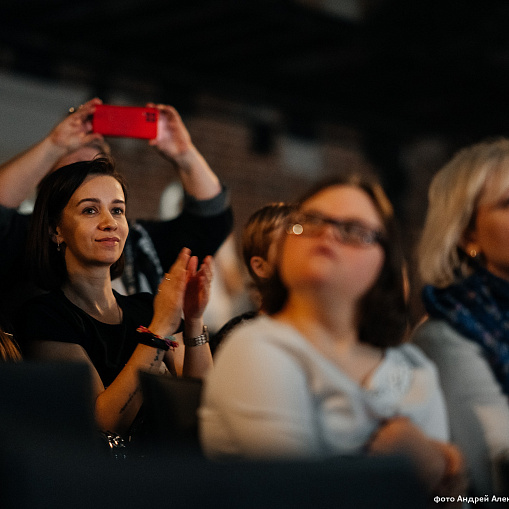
[411, 138, 509, 496]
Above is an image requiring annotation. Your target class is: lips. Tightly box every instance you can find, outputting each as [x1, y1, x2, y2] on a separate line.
[96, 237, 120, 246]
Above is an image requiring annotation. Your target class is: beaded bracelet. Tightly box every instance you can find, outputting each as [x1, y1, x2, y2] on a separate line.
[136, 326, 179, 351]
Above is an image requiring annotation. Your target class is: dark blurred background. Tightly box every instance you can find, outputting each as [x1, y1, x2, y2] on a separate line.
[2, 0, 509, 320]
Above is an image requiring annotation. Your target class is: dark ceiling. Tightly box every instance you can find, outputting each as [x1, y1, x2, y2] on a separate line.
[2, 0, 509, 143]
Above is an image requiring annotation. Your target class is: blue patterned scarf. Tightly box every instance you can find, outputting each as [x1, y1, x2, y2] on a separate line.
[422, 265, 509, 396]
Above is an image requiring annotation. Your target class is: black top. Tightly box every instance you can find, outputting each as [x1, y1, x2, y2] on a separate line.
[17, 289, 154, 387]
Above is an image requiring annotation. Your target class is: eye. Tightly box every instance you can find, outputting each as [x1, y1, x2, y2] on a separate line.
[341, 222, 359, 234]
[496, 197, 509, 209]
[112, 207, 125, 215]
[82, 207, 97, 215]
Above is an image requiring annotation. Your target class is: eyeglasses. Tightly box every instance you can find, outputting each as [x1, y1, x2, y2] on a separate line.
[286, 212, 385, 247]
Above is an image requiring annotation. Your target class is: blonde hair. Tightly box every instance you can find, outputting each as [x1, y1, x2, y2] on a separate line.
[418, 138, 509, 287]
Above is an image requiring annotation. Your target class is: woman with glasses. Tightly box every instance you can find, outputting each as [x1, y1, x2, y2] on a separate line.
[199, 174, 466, 497]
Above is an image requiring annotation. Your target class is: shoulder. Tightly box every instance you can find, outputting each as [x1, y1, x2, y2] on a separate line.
[223, 315, 300, 348]
[410, 318, 484, 359]
[211, 310, 258, 352]
[411, 318, 505, 397]
[411, 318, 464, 342]
[212, 315, 313, 375]
[17, 290, 85, 347]
[23, 289, 71, 317]
[387, 342, 437, 370]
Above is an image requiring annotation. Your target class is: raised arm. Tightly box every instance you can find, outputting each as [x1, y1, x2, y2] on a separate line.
[0, 98, 103, 208]
[148, 103, 221, 200]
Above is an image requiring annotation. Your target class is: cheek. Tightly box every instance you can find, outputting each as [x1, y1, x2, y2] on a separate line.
[278, 237, 301, 283]
[354, 249, 385, 289]
[476, 213, 509, 252]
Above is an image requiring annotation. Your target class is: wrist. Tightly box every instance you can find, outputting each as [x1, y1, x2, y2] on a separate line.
[184, 317, 203, 337]
[136, 326, 179, 351]
[43, 136, 70, 161]
[147, 319, 179, 339]
[184, 325, 209, 348]
[172, 145, 199, 171]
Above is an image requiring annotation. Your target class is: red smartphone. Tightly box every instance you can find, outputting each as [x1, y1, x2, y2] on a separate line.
[92, 104, 159, 139]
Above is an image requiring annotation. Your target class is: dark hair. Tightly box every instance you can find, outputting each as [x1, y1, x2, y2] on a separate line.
[263, 173, 409, 348]
[28, 157, 128, 290]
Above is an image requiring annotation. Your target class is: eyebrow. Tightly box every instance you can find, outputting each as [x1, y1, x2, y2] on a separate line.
[301, 209, 384, 230]
[75, 198, 125, 206]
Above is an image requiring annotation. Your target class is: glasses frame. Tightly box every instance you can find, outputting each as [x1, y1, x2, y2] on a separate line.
[286, 211, 385, 247]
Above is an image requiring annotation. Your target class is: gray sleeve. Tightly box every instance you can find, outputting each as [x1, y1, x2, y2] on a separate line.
[411, 319, 509, 495]
[183, 186, 230, 217]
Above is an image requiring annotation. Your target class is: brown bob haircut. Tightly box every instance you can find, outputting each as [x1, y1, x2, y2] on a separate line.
[262, 173, 409, 348]
[28, 157, 128, 291]
[241, 202, 296, 286]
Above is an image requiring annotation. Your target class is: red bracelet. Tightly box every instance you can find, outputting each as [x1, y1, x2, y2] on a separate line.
[136, 326, 179, 351]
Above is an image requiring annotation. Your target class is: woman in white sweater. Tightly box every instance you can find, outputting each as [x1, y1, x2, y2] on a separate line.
[200, 174, 466, 498]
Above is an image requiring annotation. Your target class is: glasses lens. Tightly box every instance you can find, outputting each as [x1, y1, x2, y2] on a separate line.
[289, 213, 382, 246]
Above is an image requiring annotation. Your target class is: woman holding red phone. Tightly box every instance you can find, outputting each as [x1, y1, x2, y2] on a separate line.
[0, 98, 233, 331]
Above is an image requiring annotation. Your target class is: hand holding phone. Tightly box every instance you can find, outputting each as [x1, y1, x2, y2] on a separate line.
[92, 104, 159, 139]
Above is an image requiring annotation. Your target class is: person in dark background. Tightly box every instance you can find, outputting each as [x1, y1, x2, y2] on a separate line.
[0, 97, 232, 323]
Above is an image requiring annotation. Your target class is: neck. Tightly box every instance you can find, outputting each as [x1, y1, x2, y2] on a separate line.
[275, 290, 384, 387]
[275, 290, 359, 348]
[62, 267, 120, 324]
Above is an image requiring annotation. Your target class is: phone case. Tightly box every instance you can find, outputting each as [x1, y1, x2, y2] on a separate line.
[92, 104, 159, 139]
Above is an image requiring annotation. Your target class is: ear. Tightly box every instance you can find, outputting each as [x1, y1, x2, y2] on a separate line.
[49, 225, 63, 246]
[460, 229, 481, 258]
[250, 256, 273, 280]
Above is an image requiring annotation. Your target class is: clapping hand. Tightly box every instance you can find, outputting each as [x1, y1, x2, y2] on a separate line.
[183, 255, 213, 322]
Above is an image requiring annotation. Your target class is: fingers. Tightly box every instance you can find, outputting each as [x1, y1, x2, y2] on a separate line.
[198, 255, 214, 283]
[146, 103, 179, 118]
[72, 98, 102, 121]
[187, 255, 199, 278]
[161, 248, 191, 281]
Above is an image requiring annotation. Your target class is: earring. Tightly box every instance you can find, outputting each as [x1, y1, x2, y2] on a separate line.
[57, 241, 61, 252]
[469, 248, 478, 258]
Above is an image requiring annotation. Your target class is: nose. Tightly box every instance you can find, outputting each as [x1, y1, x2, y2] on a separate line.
[99, 211, 118, 231]
[319, 222, 338, 241]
